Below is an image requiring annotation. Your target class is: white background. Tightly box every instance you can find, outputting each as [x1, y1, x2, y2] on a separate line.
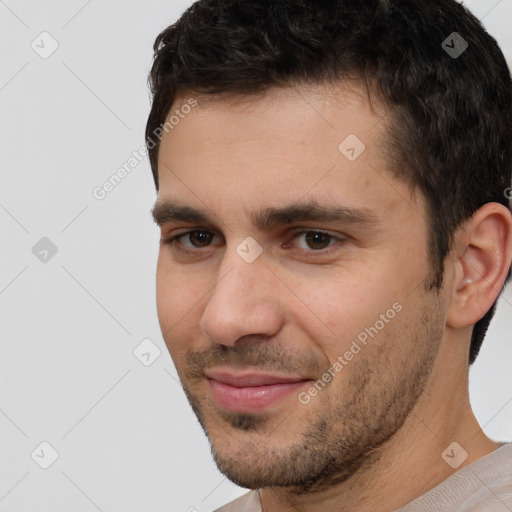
[0, 1, 511, 511]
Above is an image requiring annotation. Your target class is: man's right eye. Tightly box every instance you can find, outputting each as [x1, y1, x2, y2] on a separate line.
[161, 230, 221, 251]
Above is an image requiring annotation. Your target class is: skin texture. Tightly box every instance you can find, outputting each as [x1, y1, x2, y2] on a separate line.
[153, 84, 512, 511]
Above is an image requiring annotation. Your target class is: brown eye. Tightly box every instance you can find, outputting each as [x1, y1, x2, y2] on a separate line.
[163, 230, 220, 250]
[187, 231, 214, 247]
[286, 230, 345, 254]
[304, 231, 334, 250]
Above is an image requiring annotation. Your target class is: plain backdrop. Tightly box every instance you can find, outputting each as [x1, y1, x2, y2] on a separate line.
[0, 1, 511, 511]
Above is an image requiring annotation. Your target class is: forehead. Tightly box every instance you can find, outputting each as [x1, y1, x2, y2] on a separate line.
[163, 82, 387, 154]
[156, 82, 419, 225]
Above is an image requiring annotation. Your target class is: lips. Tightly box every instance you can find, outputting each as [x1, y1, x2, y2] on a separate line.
[205, 368, 312, 412]
[206, 369, 308, 387]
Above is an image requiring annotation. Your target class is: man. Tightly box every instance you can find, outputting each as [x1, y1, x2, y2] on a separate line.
[146, 1, 512, 510]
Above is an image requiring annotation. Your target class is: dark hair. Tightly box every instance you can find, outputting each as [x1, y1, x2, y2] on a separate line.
[146, 0, 512, 365]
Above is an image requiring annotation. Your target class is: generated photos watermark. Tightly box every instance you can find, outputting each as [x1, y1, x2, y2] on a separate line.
[92, 97, 198, 201]
[298, 301, 403, 405]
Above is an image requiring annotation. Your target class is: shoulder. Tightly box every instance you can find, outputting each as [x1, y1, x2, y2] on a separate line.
[401, 442, 512, 511]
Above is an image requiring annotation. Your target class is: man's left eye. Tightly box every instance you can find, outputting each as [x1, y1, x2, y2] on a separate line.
[289, 231, 343, 251]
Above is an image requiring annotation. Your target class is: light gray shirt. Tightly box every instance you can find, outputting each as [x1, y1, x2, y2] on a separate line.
[215, 442, 512, 511]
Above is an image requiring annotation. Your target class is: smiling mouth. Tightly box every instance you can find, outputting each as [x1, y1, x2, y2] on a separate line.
[205, 367, 313, 412]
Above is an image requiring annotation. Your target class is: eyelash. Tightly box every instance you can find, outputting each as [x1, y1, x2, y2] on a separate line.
[161, 229, 346, 257]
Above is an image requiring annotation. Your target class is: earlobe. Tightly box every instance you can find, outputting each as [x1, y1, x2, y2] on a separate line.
[447, 203, 512, 329]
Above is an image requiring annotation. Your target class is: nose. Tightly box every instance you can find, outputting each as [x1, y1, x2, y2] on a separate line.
[199, 244, 283, 346]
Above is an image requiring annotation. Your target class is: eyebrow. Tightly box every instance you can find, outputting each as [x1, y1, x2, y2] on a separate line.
[151, 200, 378, 230]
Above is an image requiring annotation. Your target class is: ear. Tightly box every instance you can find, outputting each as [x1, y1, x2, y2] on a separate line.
[447, 203, 512, 329]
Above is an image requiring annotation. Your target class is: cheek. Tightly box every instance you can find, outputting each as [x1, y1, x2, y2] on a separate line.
[156, 258, 173, 328]
[290, 270, 400, 351]
[291, 275, 419, 382]
[156, 258, 214, 360]
[156, 260, 196, 339]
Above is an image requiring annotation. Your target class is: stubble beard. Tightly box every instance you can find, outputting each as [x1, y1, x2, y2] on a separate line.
[178, 295, 445, 494]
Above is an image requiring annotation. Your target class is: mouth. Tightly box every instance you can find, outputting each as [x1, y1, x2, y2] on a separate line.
[205, 367, 313, 413]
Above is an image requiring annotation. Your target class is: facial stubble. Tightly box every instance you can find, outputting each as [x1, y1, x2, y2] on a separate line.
[176, 293, 445, 494]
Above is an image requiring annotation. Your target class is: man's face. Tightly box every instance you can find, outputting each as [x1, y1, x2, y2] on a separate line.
[154, 84, 447, 491]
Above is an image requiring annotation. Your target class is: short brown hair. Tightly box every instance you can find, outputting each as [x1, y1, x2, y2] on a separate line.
[146, 0, 512, 364]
